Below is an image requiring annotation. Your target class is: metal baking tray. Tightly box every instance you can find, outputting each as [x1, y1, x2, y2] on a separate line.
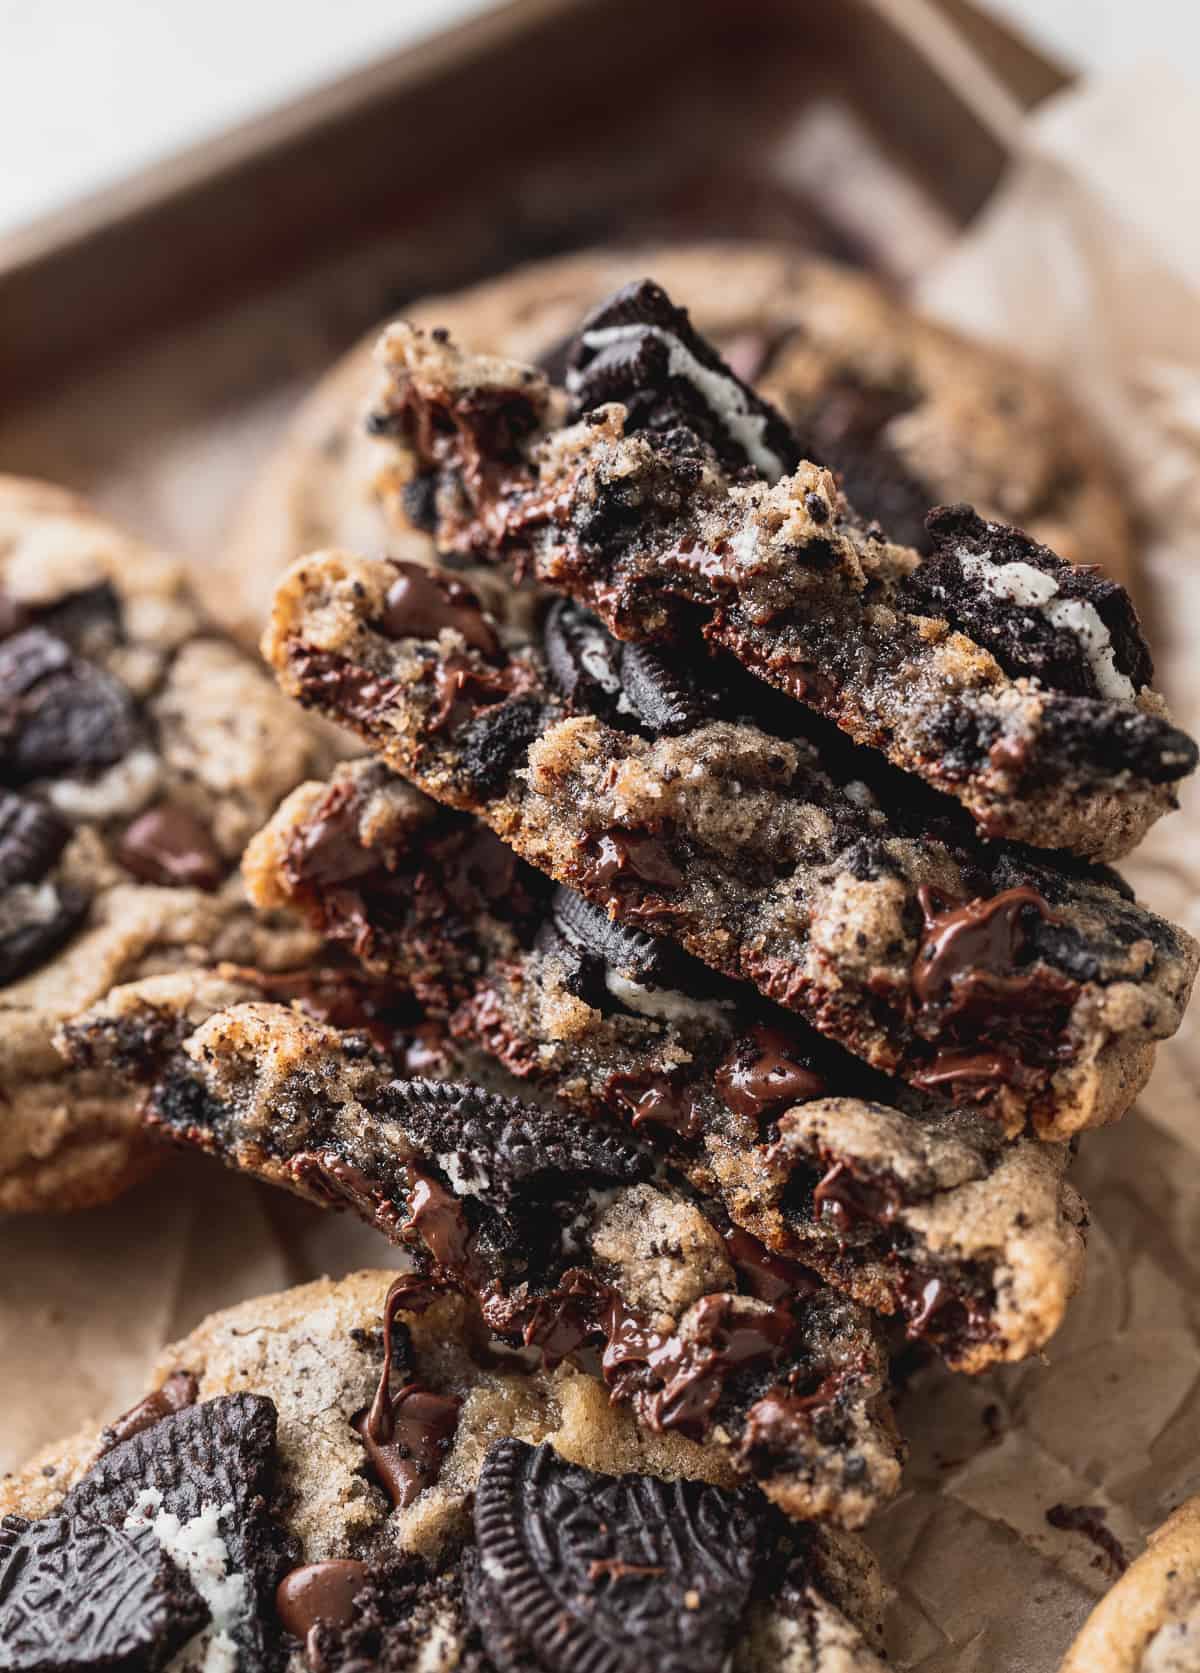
[0, 0, 1065, 568]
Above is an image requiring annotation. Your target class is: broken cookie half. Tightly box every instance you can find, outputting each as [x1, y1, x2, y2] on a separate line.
[233, 756, 1088, 1374]
[363, 281, 1197, 863]
[0, 1272, 889, 1672]
[261, 546, 1198, 1140]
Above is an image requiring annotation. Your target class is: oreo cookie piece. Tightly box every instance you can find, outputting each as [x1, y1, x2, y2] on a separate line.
[0, 1515, 207, 1673]
[0, 627, 141, 782]
[0, 790, 90, 988]
[63, 1394, 296, 1672]
[565, 278, 801, 482]
[467, 1439, 761, 1673]
[363, 310, 1195, 861]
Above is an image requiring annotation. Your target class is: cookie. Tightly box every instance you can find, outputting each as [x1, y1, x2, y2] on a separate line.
[214, 243, 1133, 646]
[235, 756, 1087, 1373]
[366, 297, 1193, 861]
[86, 998, 902, 1528]
[261, 547, 1197, 1140]
[0, 478, 331, 1212]
[0, 1272, 890, 1671]
[1059, 1494, 1200, 1671]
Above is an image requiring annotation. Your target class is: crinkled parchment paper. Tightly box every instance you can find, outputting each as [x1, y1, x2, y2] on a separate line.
[2, 66, 1200, 1673]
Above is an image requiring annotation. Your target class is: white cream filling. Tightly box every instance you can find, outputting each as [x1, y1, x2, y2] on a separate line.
[605, 970, 735, 1027]
[573, 324, 788, 480]
[437, 1151, 488, 1196]
[125, 1489, 250, 1673]
[957, 550, 1135, 702]
[47, 745, 162, 822]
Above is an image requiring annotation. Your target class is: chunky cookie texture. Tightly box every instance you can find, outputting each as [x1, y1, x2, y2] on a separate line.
[218, 243, 1135, 645]
[262, 549, 1197, 1139]
[0, 478, 327, 1212]
[0, 1274, 888, 1672]
[243, 757, 1087, 1372]
[364, 289, 1195, 860]
[116, 1002, 901, 1529]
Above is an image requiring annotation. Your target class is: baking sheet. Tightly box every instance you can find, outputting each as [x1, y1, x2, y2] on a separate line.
[3, 34, 1200, 1673]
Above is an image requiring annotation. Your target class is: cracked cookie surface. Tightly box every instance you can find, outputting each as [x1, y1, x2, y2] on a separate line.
[0, 477, 329, 1211]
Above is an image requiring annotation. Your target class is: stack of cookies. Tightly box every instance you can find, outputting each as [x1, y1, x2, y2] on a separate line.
[3, 251, 1197, 1673]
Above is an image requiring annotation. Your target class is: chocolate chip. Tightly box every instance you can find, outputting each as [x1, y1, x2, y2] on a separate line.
[98, 1372, 199, 1455]
[0, 791, 71, 890]
[63, 1394, 297, 1670]
[541, 598, 623, 718]
[565, 280, 800, 483]
[577, 830, 684, 893]
[714, 1026, 827, 1121]
[467, 1439, 763, 1673]
[0, 1514, 207, 1673]
[117, 806, 224, 891]
[378, 562, 498, 657]
[0, 629, 140, 783]
[275, 1561, 369, 1641]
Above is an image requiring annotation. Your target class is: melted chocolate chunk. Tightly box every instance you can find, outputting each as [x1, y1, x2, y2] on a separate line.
[576, 829, 684, 894]
[895, 1270, 995, 1351]
[98, 1372, 199, 1455]
[911, 885, 1080, 1075]
[117, 806, 224, 891]
[290, 1150, 405, 1239]
[607, 1073, 702, 1141]
[354, 1276, 461, 1509]
[0, 628, 140, 783]
[1045, 1503, 1128, 1576]
[0, 1514, 207, 1673]
[63, 1394, 297, 1670]
[378, 561, 499, 658]
[565, 279, 800, 483]
[715, 1025, 826, 1121]
[723, 1229, 820, 1306]
[811, 1160, 904, 1236]
[903, 504, 1153, 698]
[467, 1439, 763, 1673]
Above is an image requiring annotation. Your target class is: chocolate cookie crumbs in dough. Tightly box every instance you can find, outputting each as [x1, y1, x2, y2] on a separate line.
[364, 295, 1195, 860]
[114, 1001, 902, 1528]
[262, 550, 1197, 1139]
[0, 1269, 896, 1670]
[230, 758, 1087, 1370]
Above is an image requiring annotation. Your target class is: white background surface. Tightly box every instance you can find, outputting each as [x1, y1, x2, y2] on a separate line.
[0, 0, 1196, 241]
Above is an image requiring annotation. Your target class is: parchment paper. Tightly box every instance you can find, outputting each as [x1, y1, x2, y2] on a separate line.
[3, 66, 1200, 1673]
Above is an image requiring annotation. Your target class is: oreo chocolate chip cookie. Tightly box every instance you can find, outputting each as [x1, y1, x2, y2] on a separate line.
[262, 549, 1197, 1139]
[233, 756, 1086, 1372]
[215, 244, 1134, 647]
[0, 477, 329, 1212]
[365, 295, 1193, 860]
[0, 1273, 889, 1671]
[108, 1001, 902, 1528]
